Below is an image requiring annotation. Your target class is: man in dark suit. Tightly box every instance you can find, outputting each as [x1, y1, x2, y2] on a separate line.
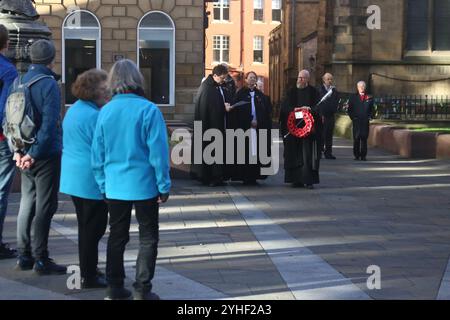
[317, 73, 339, 160]
[347, 81, 374, 161]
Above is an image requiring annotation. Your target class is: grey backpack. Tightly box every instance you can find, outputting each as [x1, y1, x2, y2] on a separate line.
[3, 75, 52, 153]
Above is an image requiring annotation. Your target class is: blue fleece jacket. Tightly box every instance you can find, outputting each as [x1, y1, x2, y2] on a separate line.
[21, 64, 62, 160]
[0, 53, 18, 126]
[60, 100, 103, 200]
[91, 93, 171, 201]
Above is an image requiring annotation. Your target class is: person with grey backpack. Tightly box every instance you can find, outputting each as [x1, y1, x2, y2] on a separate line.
[5, 39, 66, 275]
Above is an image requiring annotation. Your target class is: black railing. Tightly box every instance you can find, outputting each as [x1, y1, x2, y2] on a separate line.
[337, 93, 450, 121]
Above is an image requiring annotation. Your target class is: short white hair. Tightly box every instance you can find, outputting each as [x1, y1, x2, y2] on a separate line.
[298, 69, 310, 79]
[108, 59, 144, 94]
[357, 81, 366, 88]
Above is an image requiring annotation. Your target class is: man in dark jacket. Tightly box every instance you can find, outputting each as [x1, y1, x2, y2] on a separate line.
[280, 70, 321, 189]
[190, 64, 231, 187]
[347, 81, 374, 161]
[227, 71, 272, 184]
[15, 39, 66, 275]
[0, 24, 18, 260]
[317, 73, 339, 160]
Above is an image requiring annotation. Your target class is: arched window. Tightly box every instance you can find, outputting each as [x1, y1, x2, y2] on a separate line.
[138, 11, 175, 106]
[62, 10, 101, 105]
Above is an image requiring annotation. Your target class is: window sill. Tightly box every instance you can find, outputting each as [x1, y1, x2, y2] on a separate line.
[212, 21, 232, 24]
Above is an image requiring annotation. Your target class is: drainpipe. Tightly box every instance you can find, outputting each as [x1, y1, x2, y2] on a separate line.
[290, 0, 297, 70]
[240, 0, 244, 71]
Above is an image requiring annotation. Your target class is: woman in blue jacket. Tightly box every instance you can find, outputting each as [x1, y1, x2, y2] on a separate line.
[92, 59, 171, 300]
[60, 69, 109, 288]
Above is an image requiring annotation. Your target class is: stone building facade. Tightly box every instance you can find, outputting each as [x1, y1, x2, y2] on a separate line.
[269, 0, 450, 109]
[33, 0, 206, 121]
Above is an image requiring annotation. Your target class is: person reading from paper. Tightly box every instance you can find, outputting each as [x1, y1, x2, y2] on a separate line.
[190, 64, 230, 187]
[226, 71, 272, 185]
[279, 69, 322, 189]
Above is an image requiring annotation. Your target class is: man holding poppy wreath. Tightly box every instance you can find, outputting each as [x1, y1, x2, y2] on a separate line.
[279, 70, 322, 189]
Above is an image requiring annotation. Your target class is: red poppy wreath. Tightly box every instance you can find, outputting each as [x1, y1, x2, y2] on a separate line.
[287, 107, 315, 138]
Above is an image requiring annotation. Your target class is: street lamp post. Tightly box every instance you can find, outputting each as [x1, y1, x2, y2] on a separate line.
[0, 0, 52, 73]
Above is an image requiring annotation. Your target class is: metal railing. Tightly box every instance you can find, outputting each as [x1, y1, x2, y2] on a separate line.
[338, 93, 450, 121]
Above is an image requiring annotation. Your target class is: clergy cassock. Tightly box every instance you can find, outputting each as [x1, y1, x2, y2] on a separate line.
[190, 74, 228, 184]
[280, 85, 322, 185]
[226, 87, 272, 183]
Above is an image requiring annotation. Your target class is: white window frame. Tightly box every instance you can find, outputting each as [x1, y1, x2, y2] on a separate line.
[213, 0, 230, 22]
[62, 10, 101, 107]
[272, 0, 282, 22]
[253, 36, 264, 63]
[254, 0, 264, 22]
[212, 35, 230, 64]
[137, 11, 176, 107]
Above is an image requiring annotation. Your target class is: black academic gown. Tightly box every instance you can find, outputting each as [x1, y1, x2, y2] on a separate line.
[226, 87, 272, 182]
[280, 85, 321, 185]
[190, 75, 227, 184]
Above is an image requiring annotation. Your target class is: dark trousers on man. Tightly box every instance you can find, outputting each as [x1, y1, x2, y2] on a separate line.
[322, 115, 335, 156]
[106, 198, 159, 295]
[71, 196, 108, 280]
[353, 137, 368, 159]
[16, 156, 60, 260]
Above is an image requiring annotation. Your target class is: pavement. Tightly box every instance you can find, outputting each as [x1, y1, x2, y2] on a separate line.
[1, 136, 450, 300]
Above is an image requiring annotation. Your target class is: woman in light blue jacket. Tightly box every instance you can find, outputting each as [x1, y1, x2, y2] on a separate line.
[60, 69, 109, 289]
[92, 59, 171, 300]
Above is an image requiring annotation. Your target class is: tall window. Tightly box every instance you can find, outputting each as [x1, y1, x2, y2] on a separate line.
[254, 0, 264, 22]
[406, 0, 450, 51]
[213, 35, 230, 63]
[62, 10, 101, 105]
[213, 0, 230, 21]
[272, 0, 282, 22]
[253, 36, 264, 63]
[138, 11, 175, 106]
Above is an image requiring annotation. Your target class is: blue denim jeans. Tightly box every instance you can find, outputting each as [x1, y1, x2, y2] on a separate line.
[0, 139, 15, 244]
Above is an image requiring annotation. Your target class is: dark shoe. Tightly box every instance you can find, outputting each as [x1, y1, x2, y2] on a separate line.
[361, 157, 367, 161]
[291, 182, 304, 188]
[0, 243, 17, 260]
[105, 287, 132, 300]
[305, 184, 314, 190]
[15, 255, 35, 271]
[134, 291, 160, 300]
[325, 154, 336, 160]
[33, 258, 67, 275]
[82, 275, 108, 289]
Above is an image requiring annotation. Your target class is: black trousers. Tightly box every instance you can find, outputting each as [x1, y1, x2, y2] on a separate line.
[106, 198, 159, 294]
[322, 115, 335, 155]
[353, 137, 368, 158]
[71, 196, 108, 279]
[17, 156, 60, 260]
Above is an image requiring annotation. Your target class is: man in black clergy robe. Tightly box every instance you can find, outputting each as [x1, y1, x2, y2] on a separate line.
[226, 71, 272, 185]
[190, 64, 232, 187]
[280, 70, 322, 189]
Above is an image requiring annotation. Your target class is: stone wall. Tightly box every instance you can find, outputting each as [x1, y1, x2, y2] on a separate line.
[34, 0, 205, 121]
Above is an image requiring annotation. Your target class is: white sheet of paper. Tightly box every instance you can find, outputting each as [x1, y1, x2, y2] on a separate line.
[295, 111, 304, 119]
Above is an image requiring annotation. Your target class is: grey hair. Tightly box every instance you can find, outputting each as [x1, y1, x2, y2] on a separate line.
[299, 70, 310, 79]
[357, 81, 366, 88]
[108, 59, 144, 94]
